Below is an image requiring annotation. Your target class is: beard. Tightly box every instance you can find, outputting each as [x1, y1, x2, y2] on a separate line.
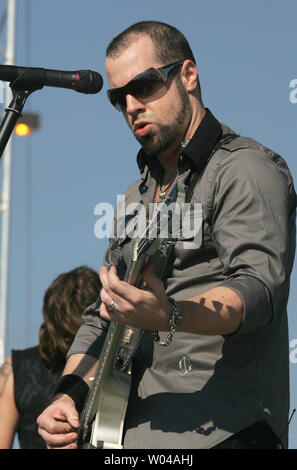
[135, 84, 192, 157]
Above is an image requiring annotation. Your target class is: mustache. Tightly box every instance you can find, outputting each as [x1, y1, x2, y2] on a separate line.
[131, 114, 154, 127]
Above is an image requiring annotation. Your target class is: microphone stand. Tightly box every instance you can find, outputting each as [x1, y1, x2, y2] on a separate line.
[0, 73, 43, 159]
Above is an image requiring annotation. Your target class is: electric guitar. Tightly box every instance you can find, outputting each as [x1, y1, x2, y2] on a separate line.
[77, 181, 186, 449]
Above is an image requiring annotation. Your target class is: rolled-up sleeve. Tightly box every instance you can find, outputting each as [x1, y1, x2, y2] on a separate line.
[209, 148, 296, 335]
[66, 298, 109, 359]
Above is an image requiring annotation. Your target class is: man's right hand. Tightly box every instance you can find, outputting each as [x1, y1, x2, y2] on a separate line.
[37, 394, 80, 449]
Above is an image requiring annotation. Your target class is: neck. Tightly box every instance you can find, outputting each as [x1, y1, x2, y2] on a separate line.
[185, 102, 206, 142]
[157, 104, 206, 179]
[157, 144, 180, 182]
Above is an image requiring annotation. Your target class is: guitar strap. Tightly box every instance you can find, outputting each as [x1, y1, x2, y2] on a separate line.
[115, 132, 238, 372]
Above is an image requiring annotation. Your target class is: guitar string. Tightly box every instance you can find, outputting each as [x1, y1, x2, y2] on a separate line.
[134, 182, 179, 254]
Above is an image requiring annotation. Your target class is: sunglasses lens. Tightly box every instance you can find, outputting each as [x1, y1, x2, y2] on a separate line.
[108, 90, 122, 111]
[108, 69, 164, 111]
[132, 71, 163, 99]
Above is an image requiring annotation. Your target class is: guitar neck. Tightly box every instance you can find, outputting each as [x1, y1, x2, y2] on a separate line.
[78, 179, 187, 447]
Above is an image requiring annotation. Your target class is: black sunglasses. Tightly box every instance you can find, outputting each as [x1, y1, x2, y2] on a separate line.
[107, 60, 184, 111]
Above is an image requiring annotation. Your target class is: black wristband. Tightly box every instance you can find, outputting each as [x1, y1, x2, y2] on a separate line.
[53, 374, 89, 413]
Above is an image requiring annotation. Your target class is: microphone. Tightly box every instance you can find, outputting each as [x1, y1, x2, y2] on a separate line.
[0, 65, 103, 94]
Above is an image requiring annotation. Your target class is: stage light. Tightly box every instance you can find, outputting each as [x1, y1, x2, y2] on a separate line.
[14, 112, 40, 137]
[15, 122, 30, 136]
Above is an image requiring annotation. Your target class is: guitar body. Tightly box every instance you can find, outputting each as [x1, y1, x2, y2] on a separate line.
[90, 366, 131, 449]
[78, 323, 131, 449]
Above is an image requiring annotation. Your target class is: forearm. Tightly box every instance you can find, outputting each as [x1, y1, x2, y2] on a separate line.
[62, 353, 98, 389]
[99, 265, 244, 335]
[51, 354, 99, 414]
[0, 357, 20, 449]
[177, 286, 243, 335]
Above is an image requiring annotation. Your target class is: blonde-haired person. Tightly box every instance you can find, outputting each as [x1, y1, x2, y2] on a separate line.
[0, 266, 101, 449]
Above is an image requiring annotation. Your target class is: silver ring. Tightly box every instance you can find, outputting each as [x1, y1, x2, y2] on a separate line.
[108, 300, 117, 313]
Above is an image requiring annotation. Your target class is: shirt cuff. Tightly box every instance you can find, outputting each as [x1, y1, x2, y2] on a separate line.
[66, 323, 106, 359]
[220, 275, 273, 336]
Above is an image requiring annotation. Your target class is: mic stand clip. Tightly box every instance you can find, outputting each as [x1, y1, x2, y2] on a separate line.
[0, 72, 43, 159]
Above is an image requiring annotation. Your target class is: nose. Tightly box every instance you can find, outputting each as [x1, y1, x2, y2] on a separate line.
[125, 94, 146, 115]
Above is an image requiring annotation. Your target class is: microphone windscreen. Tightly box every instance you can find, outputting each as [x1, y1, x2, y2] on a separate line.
[77, 70, 103, 94]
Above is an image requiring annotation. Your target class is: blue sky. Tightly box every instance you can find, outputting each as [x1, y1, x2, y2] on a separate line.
[0, 0, 296, 448]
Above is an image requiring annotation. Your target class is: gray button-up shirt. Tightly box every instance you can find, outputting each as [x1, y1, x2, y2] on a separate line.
[68, 109, 296, 448]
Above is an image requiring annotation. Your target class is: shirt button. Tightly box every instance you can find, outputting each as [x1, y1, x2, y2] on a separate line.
[139, 184, 148, 194]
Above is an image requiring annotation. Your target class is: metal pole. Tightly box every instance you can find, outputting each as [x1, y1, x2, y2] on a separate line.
[0, 0, 16, 365]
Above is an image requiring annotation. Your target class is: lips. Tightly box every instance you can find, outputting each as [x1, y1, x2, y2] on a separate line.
[134, 121, 151, 137]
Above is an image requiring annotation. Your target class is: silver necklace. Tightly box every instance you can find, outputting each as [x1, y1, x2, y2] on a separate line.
[157, 174, 179, 202]
[155, 140, 188, 203]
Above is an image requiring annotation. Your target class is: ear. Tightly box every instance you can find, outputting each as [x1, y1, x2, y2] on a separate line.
[180, 60, 199, 93]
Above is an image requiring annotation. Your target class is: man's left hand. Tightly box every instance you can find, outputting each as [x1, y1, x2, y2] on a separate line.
[99, 264, 171, 330]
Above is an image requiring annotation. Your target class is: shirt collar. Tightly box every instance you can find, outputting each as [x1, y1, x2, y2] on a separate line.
[136, 108, 222, 176]
[181, 108, 222, 172]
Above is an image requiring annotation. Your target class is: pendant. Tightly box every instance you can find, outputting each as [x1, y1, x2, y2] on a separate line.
[159, 189, 167, 201]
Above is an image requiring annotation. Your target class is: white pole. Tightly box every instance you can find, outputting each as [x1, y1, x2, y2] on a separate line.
[0, 0, 16, 365]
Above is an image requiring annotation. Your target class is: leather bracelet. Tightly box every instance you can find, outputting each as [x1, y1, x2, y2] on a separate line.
[152, 297, 182, 347]
[53, 374, 89, 413]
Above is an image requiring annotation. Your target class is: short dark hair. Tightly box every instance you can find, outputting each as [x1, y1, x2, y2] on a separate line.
[106, 21, 196, 64]
[106, 21, 201, 97]
[39, 266, 101, 371]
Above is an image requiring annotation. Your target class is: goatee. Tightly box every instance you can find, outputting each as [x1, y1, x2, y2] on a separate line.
[136, 87, 192, 157]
